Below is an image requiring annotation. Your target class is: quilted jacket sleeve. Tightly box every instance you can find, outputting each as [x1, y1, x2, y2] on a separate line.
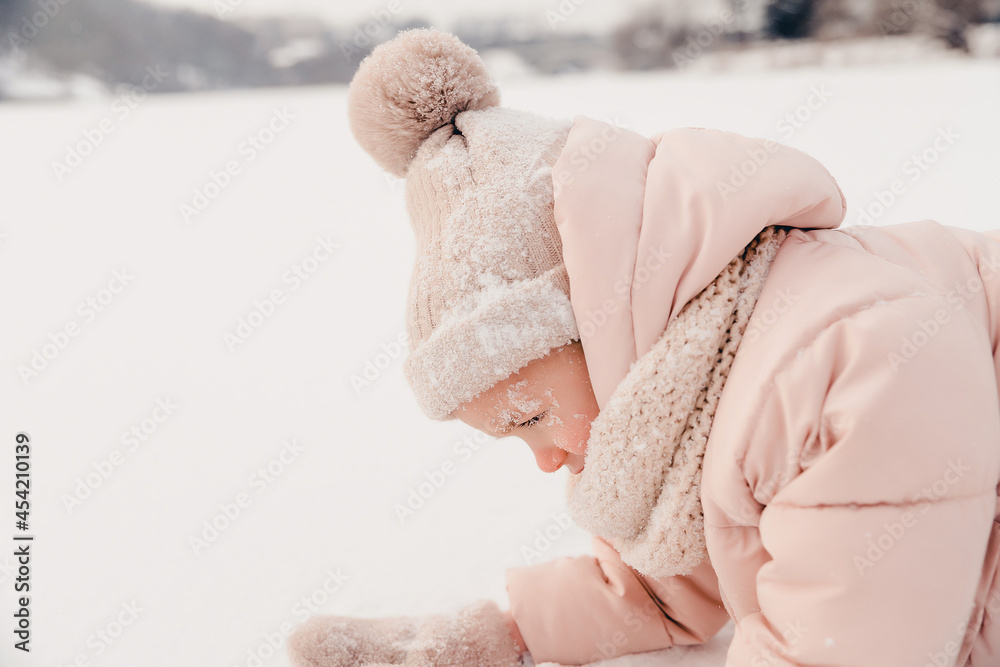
[725, 293, 1000, 666]
[506, 535, 729, 665]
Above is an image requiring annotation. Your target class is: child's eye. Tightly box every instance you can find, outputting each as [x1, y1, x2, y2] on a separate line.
[519, 411, 547, 429]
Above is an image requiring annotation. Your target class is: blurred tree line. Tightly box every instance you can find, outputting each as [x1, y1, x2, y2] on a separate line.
[613, 0, 997, 69]
[765, 0, 988, 48]
[0, 0, 363, 92]
[0, 0, 996, 97]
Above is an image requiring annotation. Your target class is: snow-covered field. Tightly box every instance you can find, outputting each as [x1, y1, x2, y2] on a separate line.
[1, 49, 998, 667]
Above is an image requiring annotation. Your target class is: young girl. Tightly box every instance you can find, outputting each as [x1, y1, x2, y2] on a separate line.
[287, 29, 1000, 667]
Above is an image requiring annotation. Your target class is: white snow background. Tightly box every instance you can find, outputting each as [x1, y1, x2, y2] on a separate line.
[1, 44, 999, 667]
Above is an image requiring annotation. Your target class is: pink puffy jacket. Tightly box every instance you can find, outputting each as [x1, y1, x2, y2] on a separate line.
[505, 117, 1000, 666]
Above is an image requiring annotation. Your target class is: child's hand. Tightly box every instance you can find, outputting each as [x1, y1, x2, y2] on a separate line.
[286, 599, 526, 666]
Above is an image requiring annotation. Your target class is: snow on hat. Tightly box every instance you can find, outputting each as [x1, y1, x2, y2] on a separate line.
[347, 28, 579, 421]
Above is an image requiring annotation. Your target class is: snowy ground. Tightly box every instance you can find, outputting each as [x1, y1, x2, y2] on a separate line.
[0, 48, 998, 667]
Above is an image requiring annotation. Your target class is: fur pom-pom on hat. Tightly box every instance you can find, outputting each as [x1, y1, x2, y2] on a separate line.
[345, 28, 578, 421]
[347, 28, 501, 177]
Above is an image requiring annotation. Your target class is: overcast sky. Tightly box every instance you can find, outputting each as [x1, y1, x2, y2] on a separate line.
[140, 0, 682, 32]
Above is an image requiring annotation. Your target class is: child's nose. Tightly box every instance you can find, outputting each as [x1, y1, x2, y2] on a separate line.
[530, 443, 567, 473]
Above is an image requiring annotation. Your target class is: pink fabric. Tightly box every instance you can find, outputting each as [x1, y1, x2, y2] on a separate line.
[506, 116, 1000, 666]
[506, 535, 729, 664]
[704, 221, 1000, 667]
[553, 117, 844, 409]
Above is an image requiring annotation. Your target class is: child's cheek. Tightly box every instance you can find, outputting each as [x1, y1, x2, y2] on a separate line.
[553, 415, 593, 455]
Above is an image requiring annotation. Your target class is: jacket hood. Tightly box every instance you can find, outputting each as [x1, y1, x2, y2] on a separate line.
[552, 116, 847, 408]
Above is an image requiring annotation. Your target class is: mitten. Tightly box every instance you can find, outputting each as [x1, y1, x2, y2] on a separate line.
[286, 599, 526, 667]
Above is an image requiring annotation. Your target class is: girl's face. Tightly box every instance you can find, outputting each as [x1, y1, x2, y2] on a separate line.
[452, 341, 599, 474]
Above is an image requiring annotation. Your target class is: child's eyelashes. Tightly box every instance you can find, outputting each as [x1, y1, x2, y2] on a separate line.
[519, 410, 548, 429]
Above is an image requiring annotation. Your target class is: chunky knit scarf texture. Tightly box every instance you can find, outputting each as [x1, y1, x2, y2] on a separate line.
[566, 225, 790, 579]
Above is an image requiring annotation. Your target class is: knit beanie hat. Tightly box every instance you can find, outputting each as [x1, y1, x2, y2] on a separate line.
[347, 29, 580, 421]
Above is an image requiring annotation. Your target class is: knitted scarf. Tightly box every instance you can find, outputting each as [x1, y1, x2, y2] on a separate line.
[566, 225, 790, 579]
